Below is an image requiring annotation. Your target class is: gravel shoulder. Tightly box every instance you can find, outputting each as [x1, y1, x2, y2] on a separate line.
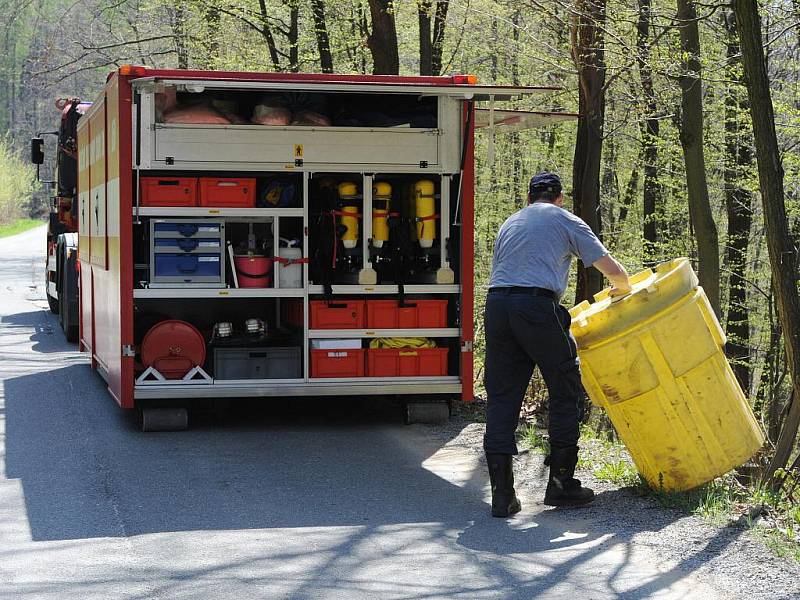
[420, 413, 800, 600]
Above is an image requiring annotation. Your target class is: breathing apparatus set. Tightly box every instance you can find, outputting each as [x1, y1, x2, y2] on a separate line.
[311, 177, 444, 294]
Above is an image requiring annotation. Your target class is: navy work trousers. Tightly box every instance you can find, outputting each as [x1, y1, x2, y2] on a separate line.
[483, 289, 585, 455]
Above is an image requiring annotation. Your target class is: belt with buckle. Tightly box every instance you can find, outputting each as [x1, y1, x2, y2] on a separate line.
[489, 286, 557, 300]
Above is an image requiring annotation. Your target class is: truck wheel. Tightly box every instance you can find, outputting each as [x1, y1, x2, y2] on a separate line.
[57, 258, 78, 343]
[405, 401, 450, 425]
[140, 407, 189, 432]
[47, 293, 59, 314]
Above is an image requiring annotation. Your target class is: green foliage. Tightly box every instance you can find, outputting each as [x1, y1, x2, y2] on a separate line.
[520, 425, 550, 455]
[0, 218, 45, 238]
[0, 137, 38, 225]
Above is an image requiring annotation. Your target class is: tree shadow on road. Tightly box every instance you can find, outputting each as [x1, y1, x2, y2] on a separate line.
[1, 309, 71, 354]
[2, 358, 742, 599]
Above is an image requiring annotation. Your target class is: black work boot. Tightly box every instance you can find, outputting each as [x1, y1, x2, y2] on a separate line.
[486, 453, 522, 518]
[543, 446, 594, 507]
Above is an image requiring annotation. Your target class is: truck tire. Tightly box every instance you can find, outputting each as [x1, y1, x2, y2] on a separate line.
[405, 400, 450, 424]
[57, 248, 79, 343]
[47, 262, 59, 314]
[47, 292, 59, 314]
[60, 288, 78, 342]
[140, 407, 189, 432]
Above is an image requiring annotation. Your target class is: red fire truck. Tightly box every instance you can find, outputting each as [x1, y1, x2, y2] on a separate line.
[31, 99, 92, 342]
[73, 66, 574, 430]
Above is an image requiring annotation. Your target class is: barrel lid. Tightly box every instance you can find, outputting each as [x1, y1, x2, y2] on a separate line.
[569, 258, 699, 348]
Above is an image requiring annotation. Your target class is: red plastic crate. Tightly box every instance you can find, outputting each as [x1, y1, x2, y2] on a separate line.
[311, 349, 365, 378]
[367, 348, 448, 377]
[198, 177, 256, 208]
[366, 299, 448, 329]
[310, 300, 365, 329]
[140, 177, 198, 207]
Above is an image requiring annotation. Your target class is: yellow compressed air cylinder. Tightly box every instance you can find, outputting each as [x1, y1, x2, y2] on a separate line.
[569, 258, 764, 492]
[372, 181, 391, 249]
[414, 179, 436, 249]
[337, 181, 359, 249]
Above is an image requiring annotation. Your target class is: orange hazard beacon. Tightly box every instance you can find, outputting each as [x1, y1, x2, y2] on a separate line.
[77, 65, 575, 430]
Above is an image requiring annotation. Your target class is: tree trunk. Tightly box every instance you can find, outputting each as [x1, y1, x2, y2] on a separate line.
[676, 0, 720, 317]
[618, 159, 640, 225]
[637, 0, 660, 266]
[200, 5, 221, 69]
[257, 0, 282, 71]
[418, 1, 433, 75]
[735, 0, 800, 482]
[172, 1, 189, 69]
[310, 0, 334, 73]
[418, 1, 448, 76]
[367, 0, 400, 74]
[511, 9, 521, 205]
[431, 0, 448, 75]
[571, 0, 606, 303]
[722, 9, 753, 393]
[289, 0, 300, 73]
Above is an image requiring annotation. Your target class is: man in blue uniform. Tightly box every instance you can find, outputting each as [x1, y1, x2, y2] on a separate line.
[484, 171, 631, 517]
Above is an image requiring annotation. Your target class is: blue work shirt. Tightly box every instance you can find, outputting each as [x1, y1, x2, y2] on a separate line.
[488, 202, 608, 299]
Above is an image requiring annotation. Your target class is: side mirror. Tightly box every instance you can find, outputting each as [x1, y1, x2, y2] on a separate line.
[31, 137, 45, 165]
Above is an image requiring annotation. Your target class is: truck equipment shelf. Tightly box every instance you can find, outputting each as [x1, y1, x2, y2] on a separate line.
[72, 66, 574, 430]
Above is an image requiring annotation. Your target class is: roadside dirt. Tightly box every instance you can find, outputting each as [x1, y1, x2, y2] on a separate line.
[417, 413, 800, 600]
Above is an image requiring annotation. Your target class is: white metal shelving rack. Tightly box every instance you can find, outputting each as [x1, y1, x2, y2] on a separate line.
[131, 132, 462, 398]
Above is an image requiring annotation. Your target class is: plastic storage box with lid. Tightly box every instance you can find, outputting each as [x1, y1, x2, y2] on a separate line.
[199, 177, 256, 208]
[310, 300, 365, 329]
[213, 347, 301, 380]
[366, 299, 448, 328]
[569, 258, 764, 492]
[140, 177, 198, 207]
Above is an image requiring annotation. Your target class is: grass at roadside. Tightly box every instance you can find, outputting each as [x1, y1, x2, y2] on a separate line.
[519, 422, 800, 562]
[0, 218, 44, 238]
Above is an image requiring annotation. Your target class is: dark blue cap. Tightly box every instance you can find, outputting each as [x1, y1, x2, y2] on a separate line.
[529, 171, 562, 196]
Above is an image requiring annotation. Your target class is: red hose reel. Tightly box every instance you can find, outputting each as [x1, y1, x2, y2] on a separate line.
[141, 320, 206, 379]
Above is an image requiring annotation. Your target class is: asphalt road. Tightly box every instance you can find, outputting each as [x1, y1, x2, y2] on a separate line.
[0, 226, 721, 599]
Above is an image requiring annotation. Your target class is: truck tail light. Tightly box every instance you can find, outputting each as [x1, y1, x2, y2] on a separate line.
[452, 74, 478, 85]
[119, 64, 147, 77]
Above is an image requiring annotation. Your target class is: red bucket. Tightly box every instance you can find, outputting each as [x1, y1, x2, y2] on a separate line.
[234, 255, 273, 288]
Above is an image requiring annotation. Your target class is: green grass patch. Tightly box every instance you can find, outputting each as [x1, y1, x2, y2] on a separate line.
[519, 424, 550, 454]
[512, 413, 800, 562]
[0, 218, 44, 238]
[594, 459, 640, 487]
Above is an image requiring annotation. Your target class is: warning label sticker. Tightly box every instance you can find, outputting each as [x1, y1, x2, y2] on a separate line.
[293, 144, 304, 159]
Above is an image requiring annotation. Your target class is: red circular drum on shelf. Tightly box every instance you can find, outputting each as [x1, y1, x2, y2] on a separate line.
[141, 320, 206, 379]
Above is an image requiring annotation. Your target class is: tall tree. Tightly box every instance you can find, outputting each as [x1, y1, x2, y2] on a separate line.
[418, 0, 449, 75]
[636, 0, 661, 266]
[199, 4, 221, 69]
[310, 0, 334, 73]
[734, 0, 800, 482]
[571, 0, 607, 302]
[722, 8, 753, 392]
[367, 0, 399, 74]
[171, 2, 189, 69]
[676, 0, 720, 316]
[288, 0, 300, 72]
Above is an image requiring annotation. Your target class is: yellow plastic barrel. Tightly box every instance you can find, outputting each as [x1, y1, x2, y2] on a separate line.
[569, 258, 764, 491]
